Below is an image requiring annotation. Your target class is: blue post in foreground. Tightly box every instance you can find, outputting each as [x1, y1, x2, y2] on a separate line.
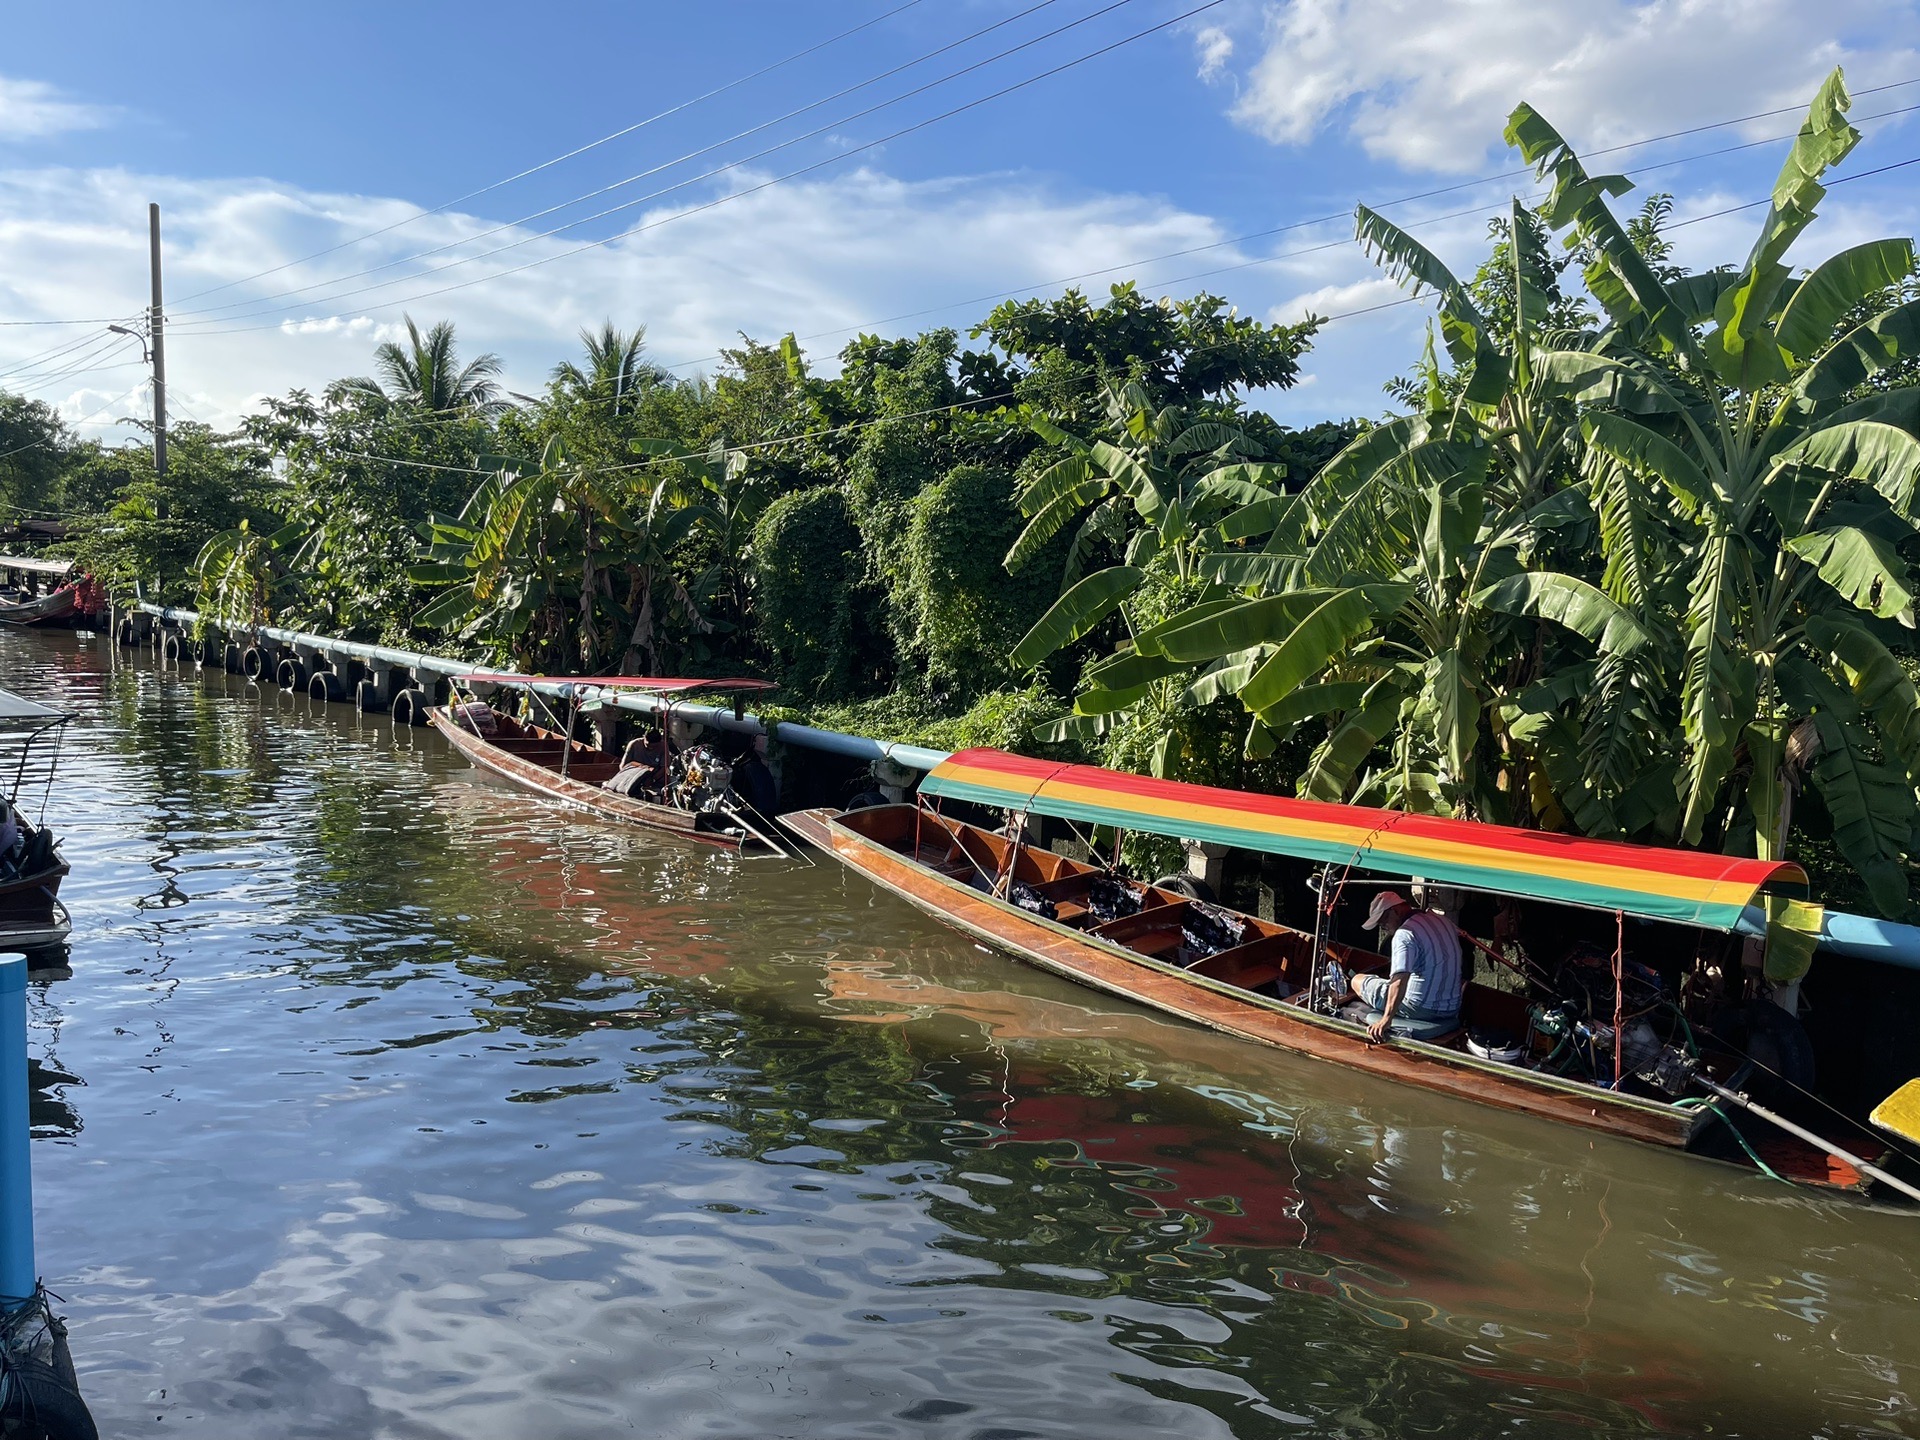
[0, 955, 32, 1308]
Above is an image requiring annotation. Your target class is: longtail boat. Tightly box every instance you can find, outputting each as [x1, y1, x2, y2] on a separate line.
[0, 686, 73, 957]
[428, 674, 792, 856]
[0, 585, 77, 627]
[787, 748, 1920, 1199]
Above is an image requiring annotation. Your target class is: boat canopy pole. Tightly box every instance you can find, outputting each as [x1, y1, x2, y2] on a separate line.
[1694, 1073, 1920, 1205]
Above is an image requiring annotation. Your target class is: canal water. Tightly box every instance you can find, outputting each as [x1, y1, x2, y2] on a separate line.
[5, 627, 1915, 1438]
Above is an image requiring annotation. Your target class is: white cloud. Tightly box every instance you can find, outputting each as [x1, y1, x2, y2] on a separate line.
[0, 162, 1239, 433]
[1193, 25, 1236, 82]
[1223, 0, 1920, 173]
[0, 144, 1912, 443]
[0, 77, 113, 142]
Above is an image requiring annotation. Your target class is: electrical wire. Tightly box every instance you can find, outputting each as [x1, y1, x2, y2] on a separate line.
[0, 380, 149, 462]
[239, 104, 1919, 428]
[172, 92, 1920, 347]
[170, 0, 934, 305]
[171, 0, 1097, 320]
[6, 72, 1916, 333]
[170, 0, 1158, 326]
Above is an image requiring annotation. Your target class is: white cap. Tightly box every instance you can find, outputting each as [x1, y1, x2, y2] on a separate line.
[1362, 890, 1409, 930]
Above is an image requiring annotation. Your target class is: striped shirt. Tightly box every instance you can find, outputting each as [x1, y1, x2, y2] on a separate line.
[1391, 909, 1464, 1018]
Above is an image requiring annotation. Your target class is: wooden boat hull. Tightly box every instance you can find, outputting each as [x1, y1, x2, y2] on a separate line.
[0, 852, 70, 954]
[428, 707, 747, 852]
[0, 899, 70, 954]
[0, 587, 77, 626]
[788, 805, 1701, 1152]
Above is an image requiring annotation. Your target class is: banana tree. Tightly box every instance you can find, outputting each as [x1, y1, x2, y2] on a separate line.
[1003, 382, 1286, 673]
[410, 439, 705, 673]
[1510, 67, 1920, 911]
[195, 517, 303, 638]
[1123, 412, 1650, 814]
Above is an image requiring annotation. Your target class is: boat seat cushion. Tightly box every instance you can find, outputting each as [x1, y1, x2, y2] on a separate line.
[1338, 999, 1461, 1042]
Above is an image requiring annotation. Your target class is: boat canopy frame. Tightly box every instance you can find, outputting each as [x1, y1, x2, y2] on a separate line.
[918, 748, 1807, 933]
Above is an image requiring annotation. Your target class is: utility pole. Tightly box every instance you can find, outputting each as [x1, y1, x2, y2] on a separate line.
[148, 202, 167, 479]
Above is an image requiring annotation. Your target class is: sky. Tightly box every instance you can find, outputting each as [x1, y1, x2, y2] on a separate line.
[0, 0, 1916, 447]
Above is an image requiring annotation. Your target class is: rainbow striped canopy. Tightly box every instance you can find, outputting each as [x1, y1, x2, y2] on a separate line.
[918, 749, 1807, 931]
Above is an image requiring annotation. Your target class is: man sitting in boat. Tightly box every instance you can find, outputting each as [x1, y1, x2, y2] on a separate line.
[1350, 890, 1465, 1042]
[0, 798, 20, 879]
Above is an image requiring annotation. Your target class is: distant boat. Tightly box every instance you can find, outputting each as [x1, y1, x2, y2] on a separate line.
[788, 747, 1920, 1200]
[429, 674, 791, 857]
[0, 585, 77, 627]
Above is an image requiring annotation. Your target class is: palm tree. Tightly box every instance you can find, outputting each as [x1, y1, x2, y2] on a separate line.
[551, 322, 656, 415]
[334, 316, 505, 414]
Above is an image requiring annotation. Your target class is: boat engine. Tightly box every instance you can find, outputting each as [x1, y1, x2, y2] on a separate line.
[672, 744, 736, 814]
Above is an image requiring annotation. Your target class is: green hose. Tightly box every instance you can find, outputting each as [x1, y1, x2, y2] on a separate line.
[1708, 1101, 1790, 1185]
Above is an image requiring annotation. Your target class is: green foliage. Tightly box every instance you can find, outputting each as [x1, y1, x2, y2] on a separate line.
[797, 683, 1075, 758]
[901, 464, 1061, 697]
[749, 486, 881, 700]
[971, 283, 1317, 419]
[58, 423, 278, 604]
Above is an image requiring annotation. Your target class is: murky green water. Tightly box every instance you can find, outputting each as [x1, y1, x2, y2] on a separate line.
[5, 627, 1916, 1438]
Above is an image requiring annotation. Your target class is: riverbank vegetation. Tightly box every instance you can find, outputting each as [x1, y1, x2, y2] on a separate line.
[16, 69, 1920, 917]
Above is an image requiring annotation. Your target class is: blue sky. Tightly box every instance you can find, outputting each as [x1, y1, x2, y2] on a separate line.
[1, 0, 1915, 437]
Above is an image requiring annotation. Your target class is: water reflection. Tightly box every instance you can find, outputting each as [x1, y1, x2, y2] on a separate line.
[4, 628, 1915, 1438]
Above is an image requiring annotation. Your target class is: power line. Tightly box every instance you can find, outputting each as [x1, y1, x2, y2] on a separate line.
[0, 380, 150, 463]
[171, 0, 1151, 326]
[171, 73, 1920, 344]
[6, 72, 1916, 334]
[1668, 152, 1920, 229]
[170, 0, 934, 305]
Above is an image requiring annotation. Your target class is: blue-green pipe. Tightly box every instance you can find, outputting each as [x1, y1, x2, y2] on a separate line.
[0, 956, 31, 1307]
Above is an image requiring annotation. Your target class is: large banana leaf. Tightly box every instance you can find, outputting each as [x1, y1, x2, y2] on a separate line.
[1421, 646, 1480, 782]
[1778, 420, 1920, 516]
[1184, 649, 1271, 707]
[1797, 299, 1920, 404]
[1304, 439, 1482, 583]
[1088, 440, 1167, 518]
[1774, 238, 1915, 362]
[1214, 491, 1303, 546]
[1583, 413, 1718, 518]
[1083, 648, 1188, 692]
[1239, 585, 1407, 712]
[1199, 552, 1304, 591]
[1147, 589, 1343, 664]
[1784, 524, 1915, 619]
[1073, 681, 1158, 717]
[1473, 571, 1653, 652]
[1667, 271, 1741, 325]
[1257, 679, 1371, 732]
[1355, 206, 1507, 405]
[1009, 565, 1143, 671]
[1298, 673, 1410, 802]
[1506, 103, 1694, 360]
[1678, 529, 1754, 843]
[414, 580, 480, 629]
[1132, 598, 1242, 657]
[1062, 496, 1128, 590]
[1807, 613, 1920, 781]
[1703, 69, 1859, 388]
[1811, 708, 1914, 915]
[1004, 480, 1108, 572]
[1018, 453, 1100, 516]
[1586, 449, 1670, 610]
